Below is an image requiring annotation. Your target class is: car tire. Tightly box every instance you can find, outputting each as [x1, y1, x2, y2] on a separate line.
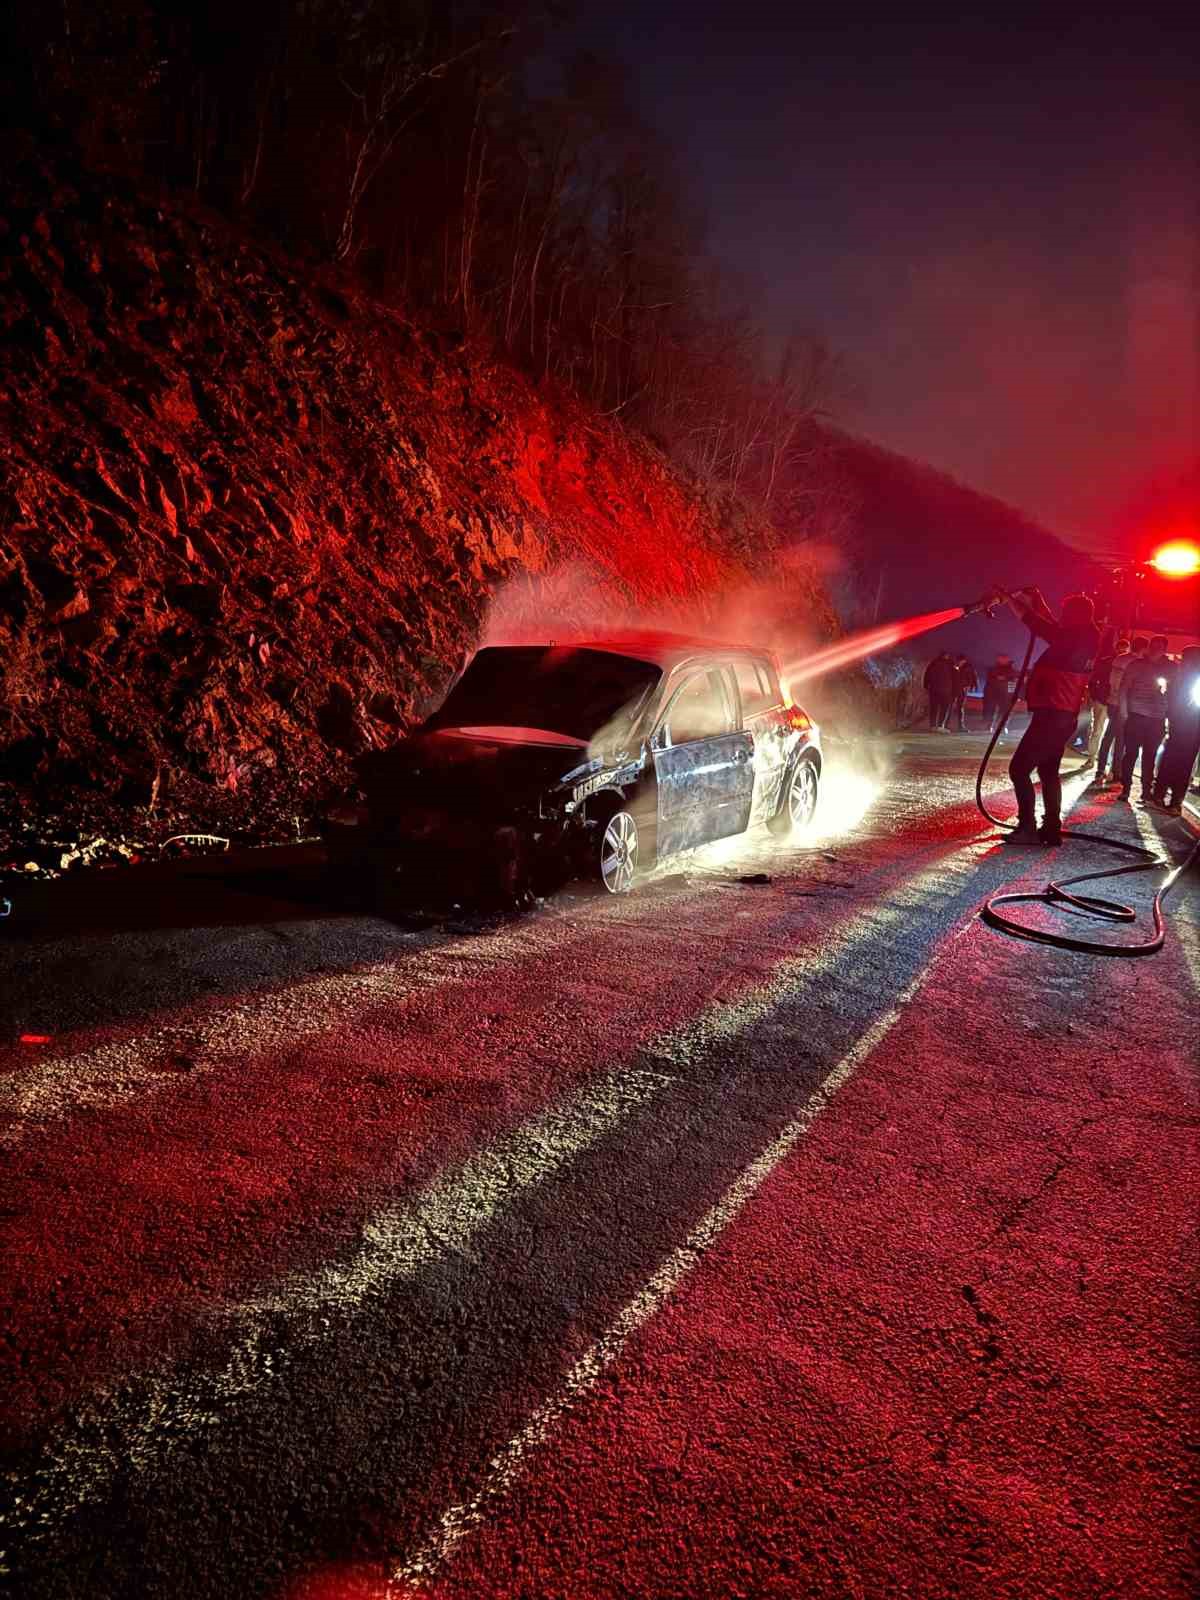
[597, 807, 640, 894]
[768, 756, 820, 835]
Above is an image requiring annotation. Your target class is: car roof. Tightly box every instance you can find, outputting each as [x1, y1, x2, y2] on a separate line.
[485, 632, 777, 672]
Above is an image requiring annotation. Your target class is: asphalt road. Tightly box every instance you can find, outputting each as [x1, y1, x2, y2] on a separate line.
[2, 735, 1197, 1600]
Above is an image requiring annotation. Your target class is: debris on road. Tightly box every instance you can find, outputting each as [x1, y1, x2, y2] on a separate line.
[58, 837, 143, 872]
[159, 834, 231, 857]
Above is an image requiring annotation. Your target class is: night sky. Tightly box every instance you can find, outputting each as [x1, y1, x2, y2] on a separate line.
[577, 2, 1199, 555]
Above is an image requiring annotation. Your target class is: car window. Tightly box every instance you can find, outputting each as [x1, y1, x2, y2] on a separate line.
[431, 646, 660, 743]
[757, 658, 782, 707]
[734, 657, 774, 716]
[664, 669, 735, 744]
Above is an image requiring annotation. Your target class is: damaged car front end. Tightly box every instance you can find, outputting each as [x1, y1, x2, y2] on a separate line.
[325, 646, 660, 904]
[324, 638, 820, 903]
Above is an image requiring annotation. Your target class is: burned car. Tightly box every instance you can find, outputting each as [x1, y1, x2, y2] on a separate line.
[326, 635, 821, 899]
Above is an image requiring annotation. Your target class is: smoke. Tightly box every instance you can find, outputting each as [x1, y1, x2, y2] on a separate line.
[481, 547, 845, 662]
[477, 549, 963, 754]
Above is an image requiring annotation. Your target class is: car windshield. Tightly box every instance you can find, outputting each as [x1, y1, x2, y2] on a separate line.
[429, 646, 660, 745]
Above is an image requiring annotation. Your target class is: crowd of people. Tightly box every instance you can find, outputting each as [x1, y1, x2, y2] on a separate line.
[923, 649, 1021, 737]
[922, 609, 1200, 839]
[1086, 633, 1200, 816]
[921, 651, 979, 733]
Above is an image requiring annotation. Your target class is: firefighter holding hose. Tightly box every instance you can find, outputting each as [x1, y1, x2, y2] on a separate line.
[1000, 585, 1101, 846]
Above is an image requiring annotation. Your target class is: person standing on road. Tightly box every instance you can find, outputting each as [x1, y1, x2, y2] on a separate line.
[1003, 587, 1101, 845]
[951, 654, 975, 731]
[1094, 636, 1136, 785]
[1081, 636, 1118, 769]
[923, 652, 955, 731]
[982, 654, 1015, 736]
[1119, 636, 1171, 802]
[1149, 647, 1200, 816]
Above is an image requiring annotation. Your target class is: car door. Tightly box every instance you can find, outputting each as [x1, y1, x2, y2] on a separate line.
[732, 654, 789, 824]
[653, 665, 755, 856]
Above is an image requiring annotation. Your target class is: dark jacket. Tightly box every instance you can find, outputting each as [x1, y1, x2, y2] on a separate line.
[1021, 614, 1100, 714]
[954, 660, 976, 695]
[984, 662, 1014, 702]
[1089, 653, 1117, 703]
[923, 655, 955, 697]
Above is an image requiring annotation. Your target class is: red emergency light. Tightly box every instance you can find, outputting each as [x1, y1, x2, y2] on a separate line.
[1148, 540, 1200, 579]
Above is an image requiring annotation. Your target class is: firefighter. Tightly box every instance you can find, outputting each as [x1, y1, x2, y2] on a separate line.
[1002, 587, 1100, 845]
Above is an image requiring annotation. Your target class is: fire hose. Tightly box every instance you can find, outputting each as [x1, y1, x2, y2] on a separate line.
[970, 596, 1199, 956]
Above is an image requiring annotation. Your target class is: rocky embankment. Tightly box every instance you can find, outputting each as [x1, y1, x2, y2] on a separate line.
[1, 149, 833, 867]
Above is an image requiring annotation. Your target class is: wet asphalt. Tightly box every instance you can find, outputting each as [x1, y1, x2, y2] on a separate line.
[1, 735, 1197, 1599]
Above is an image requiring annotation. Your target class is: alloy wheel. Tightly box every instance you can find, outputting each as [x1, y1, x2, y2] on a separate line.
[787, 760, 819, 830]
[600, 810, 639, 893]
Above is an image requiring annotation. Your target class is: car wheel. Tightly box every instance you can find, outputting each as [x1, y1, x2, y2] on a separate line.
[769, 757, 819, 835]
[598, 808, 640, 893]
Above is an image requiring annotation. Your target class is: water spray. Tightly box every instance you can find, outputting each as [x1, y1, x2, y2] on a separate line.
[782, 585, 1030, 689]
[782, 607, 966, 688]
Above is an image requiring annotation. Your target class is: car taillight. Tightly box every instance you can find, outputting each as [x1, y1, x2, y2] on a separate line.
[787, 707, 810, 731]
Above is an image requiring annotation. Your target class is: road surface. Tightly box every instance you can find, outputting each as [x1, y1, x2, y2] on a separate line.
[2, 734, 1197, 1599]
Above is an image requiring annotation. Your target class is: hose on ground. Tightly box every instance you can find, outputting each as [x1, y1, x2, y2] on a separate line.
[975, 629, 1199, 955]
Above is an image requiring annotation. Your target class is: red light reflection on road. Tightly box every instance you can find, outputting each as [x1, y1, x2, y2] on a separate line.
[2, 789, 998, 1440]
[415, 893, 1195, 1600]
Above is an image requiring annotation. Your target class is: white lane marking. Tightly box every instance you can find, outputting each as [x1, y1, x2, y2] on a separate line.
[9, 883, 942, 1560]
[388, 966, 930, 1589]
[235, 1061, 674, 1321]
[1, 1063, 674, 1559]
[0, 766, 1008, 1145]
[0, 914, 617, 1145]
[8, 815, 1025, 1562]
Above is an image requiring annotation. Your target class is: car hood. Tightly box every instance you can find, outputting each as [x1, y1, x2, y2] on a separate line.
[354, 726, 595, 815]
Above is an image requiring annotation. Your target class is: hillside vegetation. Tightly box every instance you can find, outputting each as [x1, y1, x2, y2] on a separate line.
[0, 3, 1093, 857]
[0, 148, 836, 854]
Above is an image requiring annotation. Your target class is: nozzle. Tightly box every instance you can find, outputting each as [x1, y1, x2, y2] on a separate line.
[961, 583, 1035, 617]
[961, 590, 1002, 618]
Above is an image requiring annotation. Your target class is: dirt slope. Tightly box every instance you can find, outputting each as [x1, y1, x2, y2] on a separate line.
[2, 148, 820, 858]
